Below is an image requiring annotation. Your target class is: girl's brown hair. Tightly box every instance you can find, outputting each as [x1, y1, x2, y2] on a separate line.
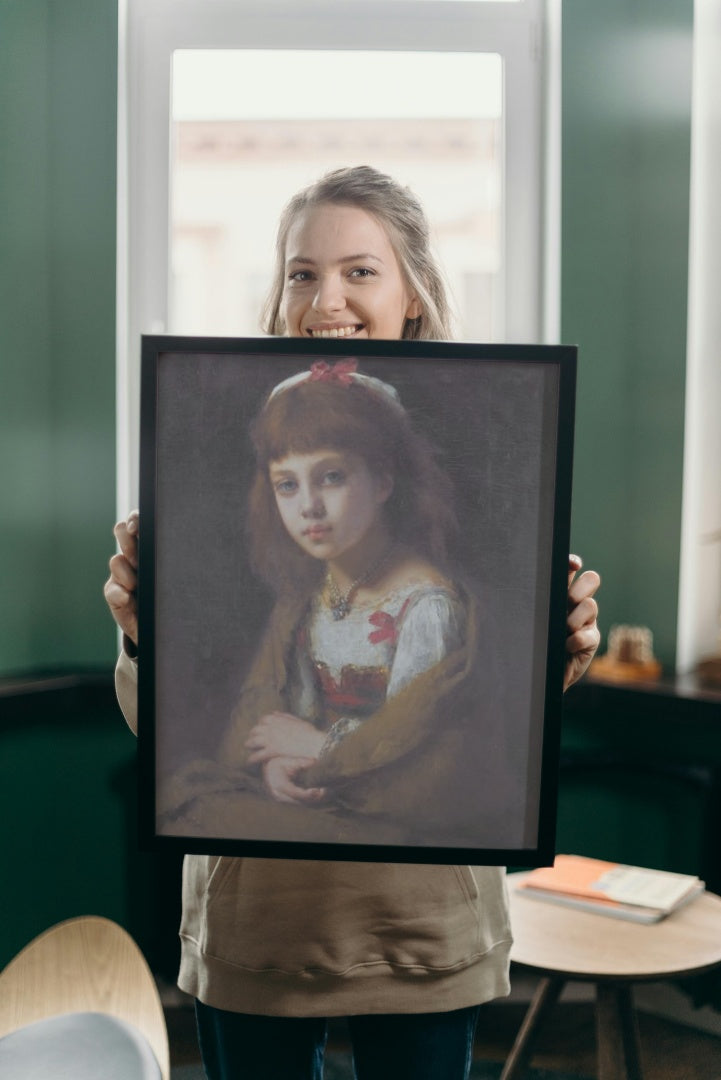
[261, 165, 454, 342]
[247, 374, 456, 595]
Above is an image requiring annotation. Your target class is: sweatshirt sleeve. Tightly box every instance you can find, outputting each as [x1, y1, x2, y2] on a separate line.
[115, 647, 139, 735]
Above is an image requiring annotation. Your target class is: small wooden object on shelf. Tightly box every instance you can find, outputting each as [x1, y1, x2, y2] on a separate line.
[590, 624, 662, 683]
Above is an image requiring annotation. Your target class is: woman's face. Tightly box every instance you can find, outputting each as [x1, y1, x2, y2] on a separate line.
[269, 448, 392, 563]
[281, 203, 421, 341]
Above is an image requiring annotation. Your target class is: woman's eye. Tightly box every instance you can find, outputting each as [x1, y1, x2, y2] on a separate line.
[288, 269, 313, 283]
[349, 267, 374, 279]
[274, 479, 298, 495]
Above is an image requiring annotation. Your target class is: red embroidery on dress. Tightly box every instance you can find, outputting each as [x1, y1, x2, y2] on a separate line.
[367, 599, 411, 645]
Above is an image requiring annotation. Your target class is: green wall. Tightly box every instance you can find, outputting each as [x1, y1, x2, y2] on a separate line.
[562, 0, 693, 669]
[0, 0, 118, 675]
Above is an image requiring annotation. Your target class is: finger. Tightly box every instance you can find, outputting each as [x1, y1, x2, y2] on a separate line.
[567, 553, 583, 588]
[271, 771, 313, 803]
[566, 624, 601, 656]
[568, 569, 601, 607]
[113, 518, 139, 568]
[103, 578, 133, 612]
[246, 748, 274, 765]
[263, 712, 303, 726]
[257, 713, 291, 728]
[292, 786, 325, 803]
[566, 595, 599, 634]
[108, 552, 137, 592]
[246, 738, 278, 764]
[103, 579, 138, 641]
[279, 777, 324, 802]
[245, 724, 267, 741]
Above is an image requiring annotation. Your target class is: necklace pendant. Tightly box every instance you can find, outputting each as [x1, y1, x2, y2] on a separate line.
[331, 597, 351, 620]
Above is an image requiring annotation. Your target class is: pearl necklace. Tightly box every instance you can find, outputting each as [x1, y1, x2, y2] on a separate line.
[325, 546, 395, 621]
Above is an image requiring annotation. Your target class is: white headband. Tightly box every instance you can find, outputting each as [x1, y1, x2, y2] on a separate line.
[268, 360, 402, 410]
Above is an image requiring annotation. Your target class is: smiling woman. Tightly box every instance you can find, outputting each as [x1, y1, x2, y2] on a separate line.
[263, 167, 449, 341]
[281, 205, 421, 340]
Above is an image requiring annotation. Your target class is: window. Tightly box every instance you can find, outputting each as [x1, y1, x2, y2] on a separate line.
[169, 49, 503, 340]
[118, 0, 557, 509]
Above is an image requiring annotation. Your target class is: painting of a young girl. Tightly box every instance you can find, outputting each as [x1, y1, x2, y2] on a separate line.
[160, 355, 512, 848]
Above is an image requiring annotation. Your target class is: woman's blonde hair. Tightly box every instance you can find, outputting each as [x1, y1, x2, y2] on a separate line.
[261, 165, 454, 341]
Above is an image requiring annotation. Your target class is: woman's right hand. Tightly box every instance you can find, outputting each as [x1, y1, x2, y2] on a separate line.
[103, 510, 139, 645]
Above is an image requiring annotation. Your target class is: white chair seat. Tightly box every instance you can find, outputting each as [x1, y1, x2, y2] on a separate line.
[0, 1011, 162, 1079]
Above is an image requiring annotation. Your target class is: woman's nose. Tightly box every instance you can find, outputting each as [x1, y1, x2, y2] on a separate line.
[312, 273, 345, 315]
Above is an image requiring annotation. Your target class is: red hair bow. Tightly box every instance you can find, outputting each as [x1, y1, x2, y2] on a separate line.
[309, 359, 358, 385]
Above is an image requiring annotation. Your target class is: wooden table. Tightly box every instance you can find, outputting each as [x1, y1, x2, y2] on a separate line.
[503, 873, 721, 1080]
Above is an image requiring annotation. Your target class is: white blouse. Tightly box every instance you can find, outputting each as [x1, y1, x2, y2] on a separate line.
[291, 583, 465, 754]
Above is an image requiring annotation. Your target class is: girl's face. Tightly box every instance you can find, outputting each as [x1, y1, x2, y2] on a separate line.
[269, 448, 392, 564]
[281, 203, 421, 341]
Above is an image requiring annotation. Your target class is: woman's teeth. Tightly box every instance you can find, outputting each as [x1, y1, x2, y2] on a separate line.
[310, 325, 360, 338]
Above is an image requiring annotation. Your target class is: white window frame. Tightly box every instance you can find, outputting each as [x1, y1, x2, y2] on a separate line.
[116, 0, 559, 512]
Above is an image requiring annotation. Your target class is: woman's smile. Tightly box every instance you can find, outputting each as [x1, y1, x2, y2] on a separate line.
[306, 323, 364, 339]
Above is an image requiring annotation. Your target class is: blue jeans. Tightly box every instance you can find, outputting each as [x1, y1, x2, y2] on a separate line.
[195, 1000, 481, 1080]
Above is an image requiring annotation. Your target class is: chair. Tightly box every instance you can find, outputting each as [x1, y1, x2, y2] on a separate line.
[0, 915, 170, 1079]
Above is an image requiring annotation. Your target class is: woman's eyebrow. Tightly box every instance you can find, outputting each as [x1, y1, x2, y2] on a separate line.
[286, 253, 384, 266]
[338, 253, 383, 265]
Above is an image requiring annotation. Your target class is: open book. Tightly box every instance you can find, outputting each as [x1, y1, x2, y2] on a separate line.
[517, 854, 705, 923]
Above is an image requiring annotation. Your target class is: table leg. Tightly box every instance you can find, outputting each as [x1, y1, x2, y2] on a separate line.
[499, 976, 565, 1080]
[596, 982, 643, 1080]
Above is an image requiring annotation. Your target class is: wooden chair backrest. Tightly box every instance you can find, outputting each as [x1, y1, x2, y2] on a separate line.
[0, 916, 169, 1080]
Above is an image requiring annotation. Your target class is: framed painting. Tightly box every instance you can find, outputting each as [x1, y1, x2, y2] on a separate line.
[137, 335, 576, 864]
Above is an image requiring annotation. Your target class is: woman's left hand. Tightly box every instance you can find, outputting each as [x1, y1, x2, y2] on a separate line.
[245, 712, 326, 764]
[564, 554, 601, 691]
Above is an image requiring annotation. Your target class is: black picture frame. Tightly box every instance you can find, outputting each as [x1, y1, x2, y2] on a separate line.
[138, 335, 576, 865]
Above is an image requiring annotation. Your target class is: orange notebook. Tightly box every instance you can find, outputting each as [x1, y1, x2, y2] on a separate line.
[518, 855, 704, 923]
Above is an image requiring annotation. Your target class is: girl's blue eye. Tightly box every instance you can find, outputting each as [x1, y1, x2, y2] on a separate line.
[274, 478, 298, 495]
[322, 470, 345, 485]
